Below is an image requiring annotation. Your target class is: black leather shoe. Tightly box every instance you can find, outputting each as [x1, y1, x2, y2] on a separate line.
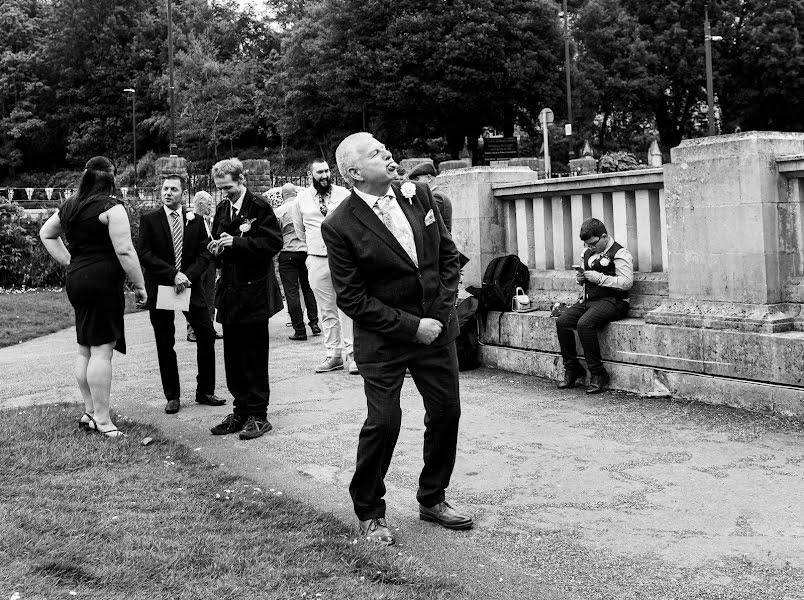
[195, 393, 226, 406]
[586, 373, 610, 394]
[358, 518, 395, 545]
[210, 413, 245, 435]
[165, 399, 180, 414]
[419, 501, 473, 530]
[239, 416, 273, 440]
[310, 324, 321, 336]
[186, 332, 197, 342]
[288, 332, 308, 341]
[557, 369, 586, 389]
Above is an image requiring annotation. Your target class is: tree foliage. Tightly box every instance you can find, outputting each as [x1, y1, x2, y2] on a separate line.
[0, 0, 802, 179]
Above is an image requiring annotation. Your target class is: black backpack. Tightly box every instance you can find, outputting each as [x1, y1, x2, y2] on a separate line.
[476, 254, 530, 312]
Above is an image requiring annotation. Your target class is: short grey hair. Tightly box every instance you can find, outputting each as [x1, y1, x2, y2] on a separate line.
[211, 158, 244, 181]
[336, 132, 373, 187]
[192, 191, 213, 213]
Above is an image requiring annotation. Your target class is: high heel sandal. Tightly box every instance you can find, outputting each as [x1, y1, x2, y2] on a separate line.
[87, 416, 125, 438]
[78, 412, 93, 430]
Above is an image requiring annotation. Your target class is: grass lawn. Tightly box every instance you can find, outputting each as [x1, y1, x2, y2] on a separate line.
[0, 289, 138, 349]
[0, 404, 462, 599]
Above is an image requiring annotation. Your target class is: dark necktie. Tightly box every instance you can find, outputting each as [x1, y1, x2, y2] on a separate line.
[318, 194, 328, 217]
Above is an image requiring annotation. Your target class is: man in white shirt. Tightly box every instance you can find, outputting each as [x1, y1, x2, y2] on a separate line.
[292, 158, 355, 374]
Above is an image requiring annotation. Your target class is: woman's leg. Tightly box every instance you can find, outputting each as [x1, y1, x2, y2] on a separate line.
[86, 342, 117, 432]
[75, 344, 93, 421]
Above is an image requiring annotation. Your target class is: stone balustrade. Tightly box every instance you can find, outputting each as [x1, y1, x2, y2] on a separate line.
[441, 132, 804, 418]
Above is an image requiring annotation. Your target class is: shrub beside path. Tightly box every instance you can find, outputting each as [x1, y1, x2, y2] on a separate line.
[2, 310, 804, 599]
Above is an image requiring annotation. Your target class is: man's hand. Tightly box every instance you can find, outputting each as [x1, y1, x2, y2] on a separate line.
[415, 318, 443, 345]
[173, 272, 191, 294]
[216, 232, 234, 250]
[582, 270, 601, 284]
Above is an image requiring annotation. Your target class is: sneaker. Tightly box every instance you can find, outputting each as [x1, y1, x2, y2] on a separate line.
[210, 413, 246, 436]
[345, 353, 359, 375]
[239, 416, 273, 440]
[315, 356, 343, 373]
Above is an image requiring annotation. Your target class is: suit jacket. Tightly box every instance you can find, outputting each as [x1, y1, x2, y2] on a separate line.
[138, 206, 211, 311]
[210, 188, 283, 323]
[321, 180, 460, 363]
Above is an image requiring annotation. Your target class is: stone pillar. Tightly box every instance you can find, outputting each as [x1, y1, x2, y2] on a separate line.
[437, 167, 537, 286]
[241, 159, 272, 196]
[647, 132, 804, 332]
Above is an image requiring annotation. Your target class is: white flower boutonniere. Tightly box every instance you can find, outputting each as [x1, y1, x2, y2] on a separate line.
[400, 181, 416, 204]
[239, 217, 256, 236]
[599, 255, 611, 267]
[185, 212, 195, 224]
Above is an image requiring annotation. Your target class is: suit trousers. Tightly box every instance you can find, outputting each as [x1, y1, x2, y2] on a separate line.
[349, 341, 461, 520]
[222, 321, 270, 419]
[149, 305, 216, 400]
[555, 298, 629, 376]
[278, 250, 319, 335]
[306, 255, 353, 358]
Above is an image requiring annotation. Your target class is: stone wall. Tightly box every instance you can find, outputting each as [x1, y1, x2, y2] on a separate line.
[448, 132, 804, 418]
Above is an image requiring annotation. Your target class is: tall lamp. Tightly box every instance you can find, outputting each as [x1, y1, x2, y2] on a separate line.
[704, 6, 723, 136]
[167, 0, 177, 156]
[123, 88, 137, 193]
[561, 0, 573, 155]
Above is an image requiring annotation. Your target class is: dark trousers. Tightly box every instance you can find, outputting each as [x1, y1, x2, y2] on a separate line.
[555, 298, 629, 376]
[149, 304, 216, 400]
[278, 250, 318, 335]
[350, 342, 461, 520]
[222, 321, 270, 420]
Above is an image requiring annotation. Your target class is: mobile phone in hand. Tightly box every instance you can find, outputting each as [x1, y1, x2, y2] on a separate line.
[572, 264, 584, 272]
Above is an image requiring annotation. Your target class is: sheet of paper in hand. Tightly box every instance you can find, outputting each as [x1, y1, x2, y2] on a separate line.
[156, 285, 191, 312]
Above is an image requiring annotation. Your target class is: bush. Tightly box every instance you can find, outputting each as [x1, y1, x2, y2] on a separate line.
[598, 151, 644, 173]
[0, 203, 65, 288]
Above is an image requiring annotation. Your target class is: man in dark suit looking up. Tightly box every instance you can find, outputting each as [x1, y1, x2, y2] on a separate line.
[207, 158, 283, 440]
[138, 175, 224, 415]
[322, 132, 473, 546]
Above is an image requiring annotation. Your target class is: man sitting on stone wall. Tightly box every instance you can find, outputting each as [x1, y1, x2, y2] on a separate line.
[555, 218, 633, 394]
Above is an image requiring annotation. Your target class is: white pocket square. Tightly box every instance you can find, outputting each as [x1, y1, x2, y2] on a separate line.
[424, 209, 435, 226]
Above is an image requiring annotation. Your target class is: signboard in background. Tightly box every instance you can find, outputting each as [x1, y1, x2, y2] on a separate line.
[483, 137, 518, 162]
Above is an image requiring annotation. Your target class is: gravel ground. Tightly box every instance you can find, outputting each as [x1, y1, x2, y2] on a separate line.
[2, 309, 803, 599]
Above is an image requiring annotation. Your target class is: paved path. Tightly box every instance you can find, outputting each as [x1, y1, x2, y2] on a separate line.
[2, 310, 804, 599]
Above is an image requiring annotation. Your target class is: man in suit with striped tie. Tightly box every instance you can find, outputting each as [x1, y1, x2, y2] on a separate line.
[139, 175, 225, 415]
[322, 132, 473, 547]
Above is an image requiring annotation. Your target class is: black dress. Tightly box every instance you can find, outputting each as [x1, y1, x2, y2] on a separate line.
[61, 194, 127, 353]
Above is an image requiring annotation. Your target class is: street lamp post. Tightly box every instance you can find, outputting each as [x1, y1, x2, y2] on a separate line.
[562, 0, 573, 155]
[167, 0, 177, 156]
[704, 6, 722, 136]
[123, 88, 137, 193]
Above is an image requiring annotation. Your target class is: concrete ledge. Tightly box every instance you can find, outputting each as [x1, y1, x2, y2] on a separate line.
[480, 345, 804, 418]
[479, 310, 804, 416]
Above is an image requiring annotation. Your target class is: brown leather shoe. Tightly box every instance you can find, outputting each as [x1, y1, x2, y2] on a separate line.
[586, 373, 610, 394]
[557, 369, 586, 389]
[419, 501, 473, 530]
[358, 518, 395, 545]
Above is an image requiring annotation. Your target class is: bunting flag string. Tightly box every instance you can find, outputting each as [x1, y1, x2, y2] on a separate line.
[121, 187, 129, 201]
[45, 188, 54, 200]
[25, 187, 34, 200]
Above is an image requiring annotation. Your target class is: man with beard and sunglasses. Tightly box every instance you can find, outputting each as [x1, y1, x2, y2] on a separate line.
[292, 158, 355, 374]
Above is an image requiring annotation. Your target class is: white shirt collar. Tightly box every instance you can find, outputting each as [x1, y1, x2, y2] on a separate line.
[353, 186, 394, 211]
[229, 186, 247, 212]
[163, 204, 182, 218]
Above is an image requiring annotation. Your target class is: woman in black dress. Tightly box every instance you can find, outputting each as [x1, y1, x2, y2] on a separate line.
[40, 156, 147, 437]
